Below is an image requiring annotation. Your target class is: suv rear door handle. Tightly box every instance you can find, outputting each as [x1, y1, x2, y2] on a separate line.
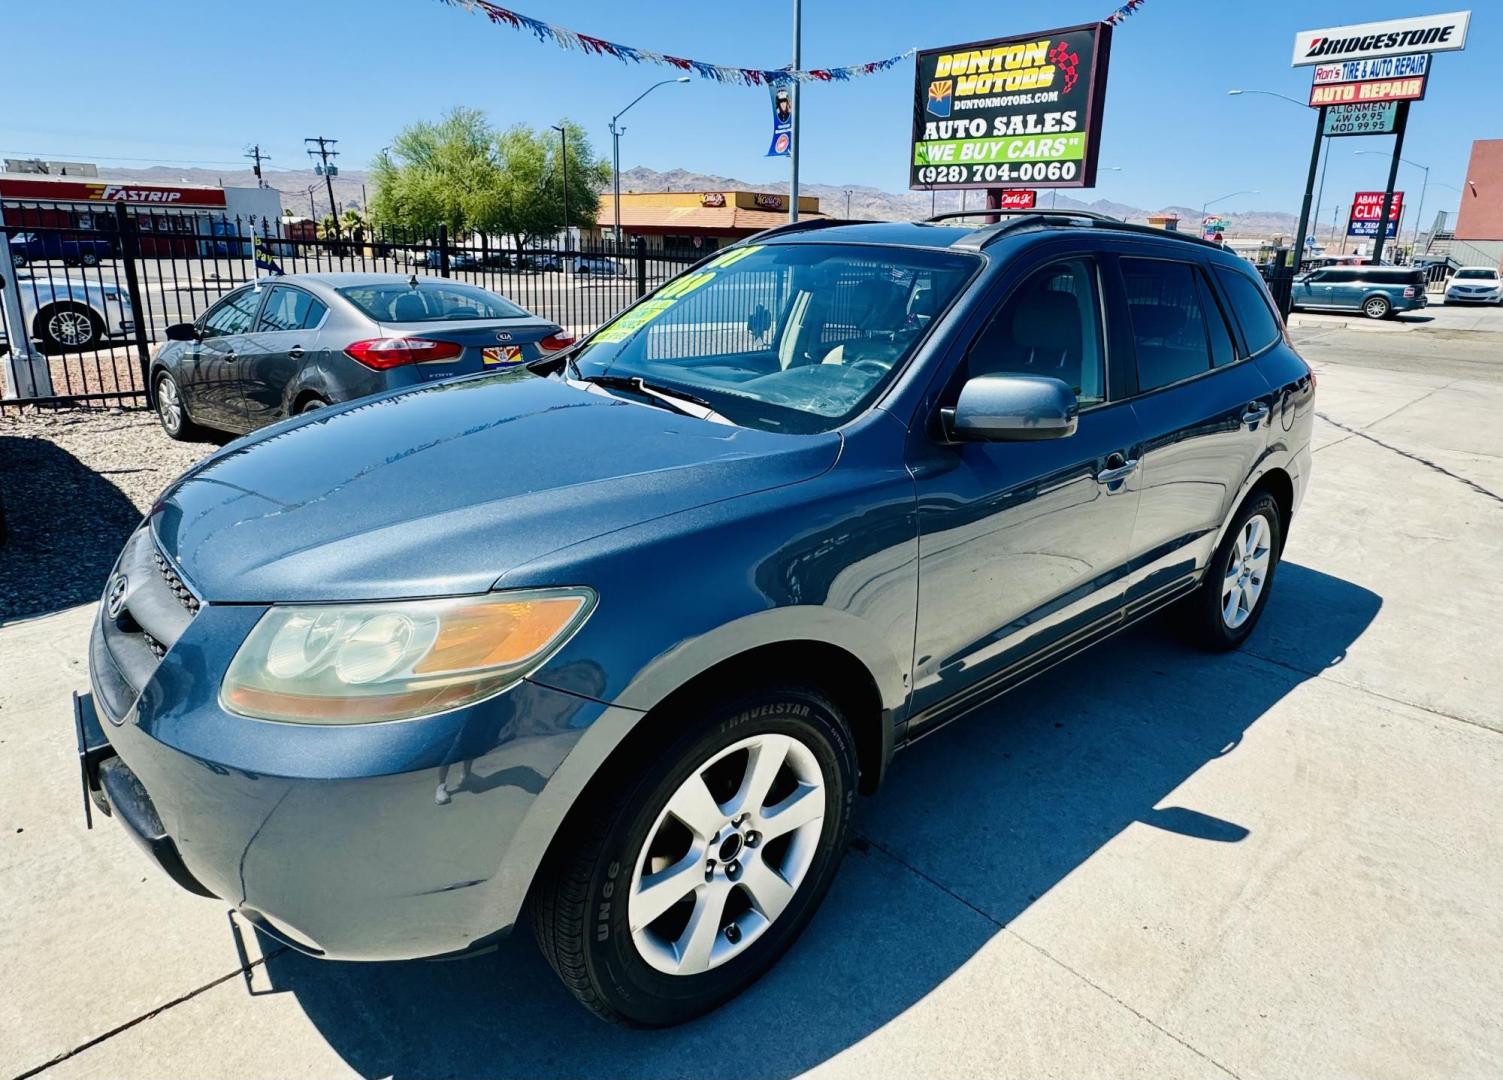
[1242, 402, 1271, 428]
[1096, 454, 1139, 486]
[288, 345, 304, 359]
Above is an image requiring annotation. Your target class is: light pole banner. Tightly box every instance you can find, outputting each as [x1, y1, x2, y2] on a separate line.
[767, 85, 793, 157]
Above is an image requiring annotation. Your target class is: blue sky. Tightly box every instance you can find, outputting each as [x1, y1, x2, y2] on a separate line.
[3, 1, 1494, 226]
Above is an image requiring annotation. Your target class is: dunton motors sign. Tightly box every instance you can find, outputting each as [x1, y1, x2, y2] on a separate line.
[0, 176, 228, 207]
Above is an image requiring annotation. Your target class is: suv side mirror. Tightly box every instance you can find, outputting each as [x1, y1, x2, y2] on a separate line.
[164, 322, 199, 342]
[943, 374, 1079, 442]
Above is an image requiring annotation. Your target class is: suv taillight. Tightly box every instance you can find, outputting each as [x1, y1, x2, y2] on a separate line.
[1403, 286, 1418, 298]
[344, 338, 463, 370]
[538, 331, 576, 353]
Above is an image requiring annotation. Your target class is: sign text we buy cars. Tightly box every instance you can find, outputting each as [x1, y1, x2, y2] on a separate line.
[910, 22, 1111, 190]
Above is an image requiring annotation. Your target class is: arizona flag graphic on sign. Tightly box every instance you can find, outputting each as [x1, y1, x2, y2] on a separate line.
[927, 79, 953, 117]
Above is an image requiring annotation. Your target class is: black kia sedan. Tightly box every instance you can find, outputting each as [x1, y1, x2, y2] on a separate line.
[150, 273, 574, 438]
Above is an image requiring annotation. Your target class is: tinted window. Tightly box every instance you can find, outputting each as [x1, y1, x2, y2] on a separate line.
[1121, 259, 1212, 392]
[1454, 268, 1498, 280]
[257, 286, 324, 332]
[338, 281, 527, 322]
[1216, 266, 1283, 355]
[1323, 270, 1360, 284]
[200, 289, 260, 338]
[1197, 273, 1237, 368]
[968, 259, 1105, 405]
[1306, 270, 1331, 283]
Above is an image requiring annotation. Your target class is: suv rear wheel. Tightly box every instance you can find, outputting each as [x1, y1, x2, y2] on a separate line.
[532, 686, 856, 1026]
[1362, 295, 1391, 319]
[1185, 491, 1283, 651]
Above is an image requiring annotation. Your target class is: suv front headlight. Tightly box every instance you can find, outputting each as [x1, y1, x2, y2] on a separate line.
[220, 588, 595, 724]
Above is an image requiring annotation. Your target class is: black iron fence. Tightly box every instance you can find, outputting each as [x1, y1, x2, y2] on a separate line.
[1, 202, 702, 411]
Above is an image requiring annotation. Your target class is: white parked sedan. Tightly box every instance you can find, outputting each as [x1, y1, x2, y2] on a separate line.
[0, 271, 136, 353]
[1444, 266, 1502, 305]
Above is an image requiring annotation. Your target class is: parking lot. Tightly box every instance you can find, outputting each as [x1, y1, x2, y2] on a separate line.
[3, 321, 1502, 1079]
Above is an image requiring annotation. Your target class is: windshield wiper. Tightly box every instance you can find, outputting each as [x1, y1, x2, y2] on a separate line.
[572, 374, 736, 425]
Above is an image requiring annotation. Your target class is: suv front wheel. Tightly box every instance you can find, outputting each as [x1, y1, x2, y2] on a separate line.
[532, 686, 856, 1026]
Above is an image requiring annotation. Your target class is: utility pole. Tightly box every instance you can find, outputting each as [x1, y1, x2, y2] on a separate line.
[788, 0, 801, 223]
[244, 144, 271, 188]
[552, 124, 570, 247]
[304, 136, 340, 238]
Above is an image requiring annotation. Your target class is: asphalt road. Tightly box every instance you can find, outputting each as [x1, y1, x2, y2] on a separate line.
[3, 324, 1502, 1079]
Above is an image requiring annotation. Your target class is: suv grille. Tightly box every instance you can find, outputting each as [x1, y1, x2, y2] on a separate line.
[153, 550, 201, 615]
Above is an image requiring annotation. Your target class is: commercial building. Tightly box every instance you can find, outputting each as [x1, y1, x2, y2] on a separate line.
[588, 190, 824, 254]
[1451, 139, 1503, 268]
[0, 173, 283, 256]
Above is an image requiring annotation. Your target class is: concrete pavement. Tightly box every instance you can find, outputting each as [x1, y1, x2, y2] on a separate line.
[3, 329, 1502, 1079]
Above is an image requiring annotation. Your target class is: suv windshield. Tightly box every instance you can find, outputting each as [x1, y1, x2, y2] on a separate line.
[1454, 269, 1499, 280]
[338, 281, 528, 322]
[570, 243, 978, 433]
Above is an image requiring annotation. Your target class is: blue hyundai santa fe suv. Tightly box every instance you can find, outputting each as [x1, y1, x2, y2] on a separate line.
[78, 211, 1314, 1025]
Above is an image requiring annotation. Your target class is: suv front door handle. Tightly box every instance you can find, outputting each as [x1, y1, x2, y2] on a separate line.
[1242, 402, 1271, 428]
[1096, 454, 1139, 486]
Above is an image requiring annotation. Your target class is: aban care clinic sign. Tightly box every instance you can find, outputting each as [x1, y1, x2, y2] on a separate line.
[1292, 10, 1470, 66]
[910, 22, 1111, 191]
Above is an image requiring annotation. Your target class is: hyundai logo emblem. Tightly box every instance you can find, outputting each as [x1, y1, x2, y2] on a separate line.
[106, 574, 129, 619]
[495, 331, 513, 342]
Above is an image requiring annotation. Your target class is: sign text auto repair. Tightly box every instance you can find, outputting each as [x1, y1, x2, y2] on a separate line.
[910, 22, 1111, 190]
[1291, 10, 1470, 65]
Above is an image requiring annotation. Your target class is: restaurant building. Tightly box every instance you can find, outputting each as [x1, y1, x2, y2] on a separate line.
[589, 190, 825, 254]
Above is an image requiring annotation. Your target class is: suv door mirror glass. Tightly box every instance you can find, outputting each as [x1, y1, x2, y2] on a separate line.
[945, 374, 1078, 442]
[165, 322, 199, 342]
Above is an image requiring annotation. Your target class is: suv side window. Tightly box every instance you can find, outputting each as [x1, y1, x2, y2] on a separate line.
[1120, 258, 1214, 392]
[1215, 265, 1284, 355]
[1197, 271, 1238, 368]
[966, 258, 1106, 406]
[200, 288, 260, 339]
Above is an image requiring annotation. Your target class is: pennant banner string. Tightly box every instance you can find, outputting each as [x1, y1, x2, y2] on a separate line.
[437, 0, 1149, 87]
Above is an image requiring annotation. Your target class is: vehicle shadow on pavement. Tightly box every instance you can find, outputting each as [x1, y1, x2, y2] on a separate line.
[0, 435, 141, 622]
[261, 562, 1379, 1079]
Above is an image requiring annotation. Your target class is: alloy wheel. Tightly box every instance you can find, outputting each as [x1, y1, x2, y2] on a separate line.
[47, 309, 94, 347]
[157, 377, 182, 434]
[628, 732, 826, 976]
[1221, 512, 1272, 629]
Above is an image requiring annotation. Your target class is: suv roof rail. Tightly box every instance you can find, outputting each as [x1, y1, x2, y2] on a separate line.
[748, 217, 875, 242]
[929, 208, 1229, 253]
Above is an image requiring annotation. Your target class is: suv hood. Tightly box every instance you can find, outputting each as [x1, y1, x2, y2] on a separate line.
[152, 372, 839, 602]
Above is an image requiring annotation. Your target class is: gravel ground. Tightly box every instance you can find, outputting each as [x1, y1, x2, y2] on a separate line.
[0, 408, 218, 622]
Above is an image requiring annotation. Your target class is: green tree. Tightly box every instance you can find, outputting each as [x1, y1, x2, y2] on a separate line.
[370, 109, 608, 250]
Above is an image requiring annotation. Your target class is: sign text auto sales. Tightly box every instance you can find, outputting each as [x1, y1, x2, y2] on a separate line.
[910, 22, 1111, 190]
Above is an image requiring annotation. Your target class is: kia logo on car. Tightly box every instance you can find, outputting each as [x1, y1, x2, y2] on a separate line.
[495, 331, 513, 342]
[106, 574, 129, 619]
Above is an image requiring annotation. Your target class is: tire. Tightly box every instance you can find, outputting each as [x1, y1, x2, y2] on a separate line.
[11, 251, 27, 269]
[80, 251, 100, 267]
[36, 302, 104, 354]
[154, 370, 200, 440]
[298, 396, 329, 414]
[1362, 295, 1391, 320]
[532, 686, 858, 1026]
[1185, 491, 1283, 652]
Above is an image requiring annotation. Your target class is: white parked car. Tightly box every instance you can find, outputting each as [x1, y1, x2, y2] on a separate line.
[0, 271, 135, 353]
[1444, 266, 1502, 305]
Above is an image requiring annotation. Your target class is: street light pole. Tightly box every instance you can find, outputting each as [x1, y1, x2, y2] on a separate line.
[609, 77, 690, 250]
[788, 0, 801, 223]
[551, 124, 569, 248]
[1356, 149, 1430, 251]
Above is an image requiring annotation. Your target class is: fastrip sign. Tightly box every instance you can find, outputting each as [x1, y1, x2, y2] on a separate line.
[1292, 10, 1469, 66]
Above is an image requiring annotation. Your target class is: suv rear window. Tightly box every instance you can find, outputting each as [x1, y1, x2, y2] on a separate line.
[338, 281, 527, 323]
[1361, 268, 1426, 285]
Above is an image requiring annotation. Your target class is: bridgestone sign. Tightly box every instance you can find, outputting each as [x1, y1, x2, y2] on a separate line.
[1291, 10, 1470, 66]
